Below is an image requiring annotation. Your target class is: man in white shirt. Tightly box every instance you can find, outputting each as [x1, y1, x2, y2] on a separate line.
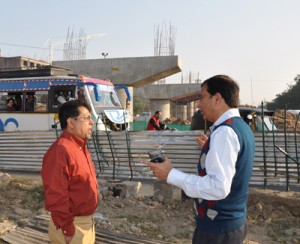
[143, 75, 255, 244]
[57, 91, 69, 104]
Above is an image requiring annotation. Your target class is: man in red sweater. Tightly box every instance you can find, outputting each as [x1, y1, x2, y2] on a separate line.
[41, 100, 98, 244]
[147, 111, 165, 130]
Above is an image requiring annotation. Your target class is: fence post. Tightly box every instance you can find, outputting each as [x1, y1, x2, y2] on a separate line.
[284, 106, 289, 191]
[272, 111, 277, 176]
[261, 102, 267, 189]
[124, 111, 133, 180]
[101, 112, 116, 180]
[295, 112, 300, 183]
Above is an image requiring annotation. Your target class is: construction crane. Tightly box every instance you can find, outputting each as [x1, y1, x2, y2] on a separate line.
[47, 33, 107, 64]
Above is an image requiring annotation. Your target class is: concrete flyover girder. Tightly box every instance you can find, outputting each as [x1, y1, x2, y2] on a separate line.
[134, 83, 201, 120]
[134, 83, 201, 101]
[53, 55, 182, 87]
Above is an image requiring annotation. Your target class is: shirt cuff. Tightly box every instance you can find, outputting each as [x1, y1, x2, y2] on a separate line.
[167, 168, 187, 188]
[62, 223, 75, 237]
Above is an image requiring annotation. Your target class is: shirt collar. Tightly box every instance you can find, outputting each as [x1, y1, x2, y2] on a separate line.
[210, 108, 240, 132]
[61, 130, 86, 148]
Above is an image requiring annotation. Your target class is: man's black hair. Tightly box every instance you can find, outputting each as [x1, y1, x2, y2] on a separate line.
[154, 111, 161, 115]
[201, 75, 240, 108]
[59, 100, 92, 130]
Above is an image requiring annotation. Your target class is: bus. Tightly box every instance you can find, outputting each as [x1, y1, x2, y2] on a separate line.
[0, 75, 129, 132]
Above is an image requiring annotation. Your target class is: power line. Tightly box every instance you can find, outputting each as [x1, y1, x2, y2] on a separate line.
[0, 42, 62, 51]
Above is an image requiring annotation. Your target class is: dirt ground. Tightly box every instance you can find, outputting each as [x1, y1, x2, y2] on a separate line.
[0, 173, 300, 244]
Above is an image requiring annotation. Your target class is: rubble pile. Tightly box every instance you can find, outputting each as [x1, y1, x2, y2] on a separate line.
[273, 110, 300, 131]
[1, 173, 300, 243]
[0, 172, 44, 235]
[94, 179, 194, 242]
[163, 117, 191, 124]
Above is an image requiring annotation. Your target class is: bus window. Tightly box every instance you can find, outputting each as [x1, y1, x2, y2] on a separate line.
[91, 84, 122, 108]
[49, 86, 76, 112]
[35, 91, 48, 112]
[25, 93, 35, 112]
[56, 90, 74, 105]
[0, 92, 24, 112]
[0, 92, 9, 111]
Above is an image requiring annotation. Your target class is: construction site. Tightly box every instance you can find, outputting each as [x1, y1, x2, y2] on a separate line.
[0, 25, 300, 243]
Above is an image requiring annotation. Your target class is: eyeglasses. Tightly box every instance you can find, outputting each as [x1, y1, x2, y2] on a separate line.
[199, 94, 214, 100]
[73, 115, 93, 122]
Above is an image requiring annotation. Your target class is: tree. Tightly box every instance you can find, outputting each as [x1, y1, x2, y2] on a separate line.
[266, 76, 300, 110]
[133, 96, 150, 115]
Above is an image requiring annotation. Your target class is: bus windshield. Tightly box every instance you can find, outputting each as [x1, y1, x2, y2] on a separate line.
[88, 84, 122, 109]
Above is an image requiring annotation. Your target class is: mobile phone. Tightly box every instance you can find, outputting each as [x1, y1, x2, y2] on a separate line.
[148, 150, 164, 163]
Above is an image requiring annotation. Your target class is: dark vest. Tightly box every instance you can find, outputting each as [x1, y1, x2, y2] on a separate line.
[194, 117, 255, 233]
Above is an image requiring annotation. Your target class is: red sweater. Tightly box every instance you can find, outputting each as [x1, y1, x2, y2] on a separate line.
[41, 131, 98, 236]
[147, 115, 161, 130]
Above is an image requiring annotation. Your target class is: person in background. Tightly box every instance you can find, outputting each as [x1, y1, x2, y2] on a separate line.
[25, 94, 35, 111]
[57, 91, 70, 104]
[190, 102, 213, 132]
[147, 111, 166, 130]
[190, 109, 202, 130]
[6, 98, 15, 112]
[143, 75, 255, 244]
[41, 100, 98, 244]
[14, 94, 22, 111]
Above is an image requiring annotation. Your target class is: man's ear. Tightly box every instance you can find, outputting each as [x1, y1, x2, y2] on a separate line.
[67, 117, 75, 129]
[214, 92, 223, 103]
[211, 93, 222, 108]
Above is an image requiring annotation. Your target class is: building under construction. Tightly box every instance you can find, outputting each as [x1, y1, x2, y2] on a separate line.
[0, 56, 49, 72]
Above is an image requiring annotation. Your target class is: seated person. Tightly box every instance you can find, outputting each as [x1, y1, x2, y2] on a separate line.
[57, 91, 69, 104]
[25, 94, 35, 111]
[6, 98, 15, 112]
[14, 94, 22, 111]
[147, 111, 167, 130]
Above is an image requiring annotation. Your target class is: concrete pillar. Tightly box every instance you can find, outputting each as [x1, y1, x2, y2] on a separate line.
[150, 99, 170, 121]
[187, 101, 194, 121]
[177, 104, 187, 120]
[117, 86, 133, 122]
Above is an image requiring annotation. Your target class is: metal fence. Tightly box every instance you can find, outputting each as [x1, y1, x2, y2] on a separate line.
[1, 129, 299, 191]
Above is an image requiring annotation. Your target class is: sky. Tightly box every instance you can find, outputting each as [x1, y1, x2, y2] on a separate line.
[1, 0, 300, 106]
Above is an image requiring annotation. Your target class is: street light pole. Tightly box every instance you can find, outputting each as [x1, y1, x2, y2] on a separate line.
[102, 52, 108, 59]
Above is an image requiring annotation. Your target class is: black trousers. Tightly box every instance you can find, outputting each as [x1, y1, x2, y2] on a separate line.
[192, 223, 246, 244]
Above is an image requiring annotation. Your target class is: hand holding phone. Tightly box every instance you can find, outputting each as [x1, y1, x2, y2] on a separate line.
[148, 150, 164, 163]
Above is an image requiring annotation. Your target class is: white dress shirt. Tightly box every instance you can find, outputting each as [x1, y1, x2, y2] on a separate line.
[57, 95, 67, 104]
[167, 108, 241, 200]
